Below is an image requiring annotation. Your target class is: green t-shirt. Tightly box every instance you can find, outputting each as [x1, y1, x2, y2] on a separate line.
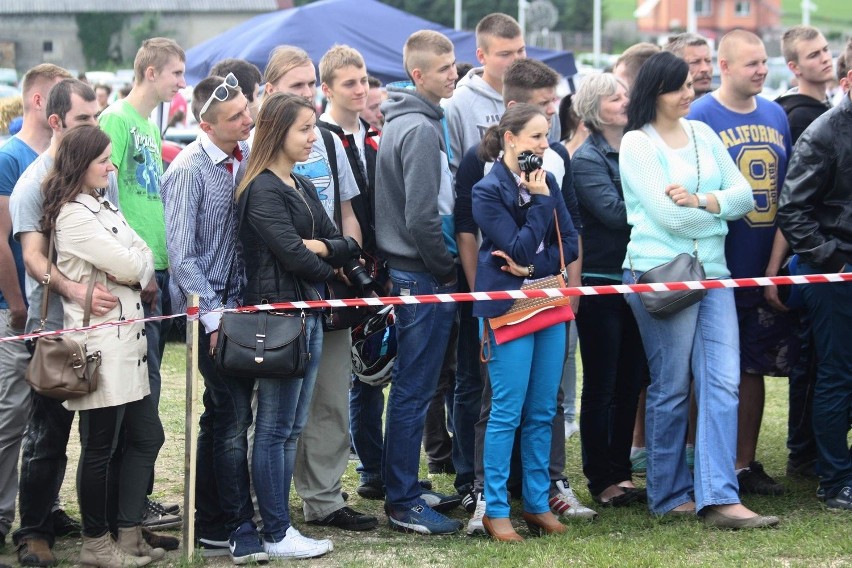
[98, 100, 168, 270]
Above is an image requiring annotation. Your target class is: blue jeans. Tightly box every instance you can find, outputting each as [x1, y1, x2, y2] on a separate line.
[196, 330, 255, 534]
[349, 378, 385, 485]
[383, 269, 457, 509]
[560, 320, 578, 423]
[482, 320, 565, 518]
[624, 271, 741, 515]
[142, 270, 171, 407]
[254, 314, 322, 540]
[452, 267, 483, 493]
[795, 262, 852, 496]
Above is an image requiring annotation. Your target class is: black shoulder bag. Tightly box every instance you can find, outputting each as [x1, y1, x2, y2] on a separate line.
[215, 184, 310, 379]
[630, 122, 707, 319]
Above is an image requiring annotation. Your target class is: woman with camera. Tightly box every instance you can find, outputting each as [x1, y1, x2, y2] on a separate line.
[41, 125, 163, 567]
[472, 104, 579, 541]
[236, 92, 355, 558]
[619, 52, 777, 528]
[571, 73, 648, 507]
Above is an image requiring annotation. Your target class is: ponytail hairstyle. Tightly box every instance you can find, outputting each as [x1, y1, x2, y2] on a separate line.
[477, 103, 547, 162]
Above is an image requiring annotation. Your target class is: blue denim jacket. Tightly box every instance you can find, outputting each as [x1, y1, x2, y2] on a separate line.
[572, 131, 631, 275]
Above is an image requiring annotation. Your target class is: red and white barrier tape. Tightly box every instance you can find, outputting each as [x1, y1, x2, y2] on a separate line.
[2, 272, 850, 344]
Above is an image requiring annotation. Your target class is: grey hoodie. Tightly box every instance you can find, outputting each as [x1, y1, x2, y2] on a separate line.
[442, 67, 504, 174]
[375, 84, 456, 281]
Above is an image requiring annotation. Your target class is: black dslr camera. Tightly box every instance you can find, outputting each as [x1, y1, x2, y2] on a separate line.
[517, 150, 543, 181]
[339, 237, 383, 296]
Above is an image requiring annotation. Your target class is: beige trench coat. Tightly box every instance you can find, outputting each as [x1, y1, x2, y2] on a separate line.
[55, 193, 155, 411]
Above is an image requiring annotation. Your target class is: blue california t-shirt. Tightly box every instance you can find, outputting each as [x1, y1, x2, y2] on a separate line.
[0, 136, 38, 309]
[688, 95, 791, 285]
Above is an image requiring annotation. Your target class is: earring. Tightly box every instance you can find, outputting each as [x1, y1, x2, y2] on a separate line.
[510, 143, 515, 148]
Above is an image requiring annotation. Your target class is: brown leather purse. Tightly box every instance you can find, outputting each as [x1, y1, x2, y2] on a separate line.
[25, 234, 101, 400]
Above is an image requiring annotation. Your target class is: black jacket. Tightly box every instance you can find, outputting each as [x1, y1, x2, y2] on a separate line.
[239, 171, 349, 304]
[778, 94, 852, 271]
[316, 118, 380, 254]
[775, 91, 832, 144]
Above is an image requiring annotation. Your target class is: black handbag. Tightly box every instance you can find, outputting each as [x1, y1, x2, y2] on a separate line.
[635, 244, 707, 319]
[215, 309, 310, 379]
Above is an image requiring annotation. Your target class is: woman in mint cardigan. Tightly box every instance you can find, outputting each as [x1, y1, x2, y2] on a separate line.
[619, 52, 777, 529]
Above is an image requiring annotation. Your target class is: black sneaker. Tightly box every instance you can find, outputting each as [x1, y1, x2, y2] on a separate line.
[51, 508, 81, 537]
[143, 498, 183, 529]
[307, 506, 378, 531]
[461, 489, 478, 514]
[786, 458, 817, 478]
[825, 486, 852, 511]
[356, 480, 385, 500]
[737, 461, 785, 496]
[142, 527, 180, 551]
[420, 490, 462, 513]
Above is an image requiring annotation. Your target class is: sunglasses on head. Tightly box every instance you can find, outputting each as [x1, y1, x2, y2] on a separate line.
[199, 73, 239, 118]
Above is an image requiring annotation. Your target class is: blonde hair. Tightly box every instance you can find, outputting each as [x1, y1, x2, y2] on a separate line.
[21, 64, 73, 111]
[718, 29, 763, 62]
[403, 30, 454, 79]
[264, 46, 312, 88]
[133, 38, 185, 84]
[236, 93, 315, 201]
[319, 45, 366, 86]
[475, 13, 522, 51]
[782, 25, 823, 64]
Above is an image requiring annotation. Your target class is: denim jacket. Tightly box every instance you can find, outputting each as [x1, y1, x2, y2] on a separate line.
[572, 131, 631, 275]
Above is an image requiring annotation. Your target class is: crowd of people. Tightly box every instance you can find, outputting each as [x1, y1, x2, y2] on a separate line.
[0, 12, 850, 567]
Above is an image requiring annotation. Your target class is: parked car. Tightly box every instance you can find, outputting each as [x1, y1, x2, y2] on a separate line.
[0, 68, 18, 87]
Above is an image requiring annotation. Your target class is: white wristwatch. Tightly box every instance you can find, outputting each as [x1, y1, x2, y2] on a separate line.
[696, 193, 708, 210]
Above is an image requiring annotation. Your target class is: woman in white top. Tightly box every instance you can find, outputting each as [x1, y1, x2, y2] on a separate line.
[618, 52, 776, 529]
[41, 125, 163, 566]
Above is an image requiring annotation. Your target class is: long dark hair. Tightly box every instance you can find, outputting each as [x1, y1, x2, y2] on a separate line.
[625, 51, 689, 132]
[478, 103, 547, 162]
[236, 92, 315, 201]
[41, 124, 111, 234]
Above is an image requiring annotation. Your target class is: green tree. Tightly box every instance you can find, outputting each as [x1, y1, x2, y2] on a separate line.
[76, 13, 127, 68]
[557, 0, 606, 32]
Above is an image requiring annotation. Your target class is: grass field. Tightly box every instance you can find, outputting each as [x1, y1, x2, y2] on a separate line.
[1, 338, 851, 567]
[605, 0, 852, 31]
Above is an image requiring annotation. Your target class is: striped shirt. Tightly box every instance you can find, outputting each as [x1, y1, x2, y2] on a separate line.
[161, 134, 248, 333]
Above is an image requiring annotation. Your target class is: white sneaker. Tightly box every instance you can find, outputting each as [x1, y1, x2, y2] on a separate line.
[263, 526, 333, 559]
[466, 492, 486, 536]
[564, 421, 579, 439]
[549, 480, 598, 520]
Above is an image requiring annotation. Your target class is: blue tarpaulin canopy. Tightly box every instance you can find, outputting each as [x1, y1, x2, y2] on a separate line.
[185, 0, 576, 85]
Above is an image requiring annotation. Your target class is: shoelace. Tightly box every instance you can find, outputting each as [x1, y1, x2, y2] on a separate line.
[146, 500, 171, 516]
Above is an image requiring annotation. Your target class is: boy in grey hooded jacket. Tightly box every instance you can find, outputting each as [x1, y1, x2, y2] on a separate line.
[373, 30, 465, 536]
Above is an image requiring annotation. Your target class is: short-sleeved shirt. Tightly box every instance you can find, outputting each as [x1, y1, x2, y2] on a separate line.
[293, 126, 359, 226]
[688, 95, 791, 283]
[0, 136, 37, 309]
[99, 99, 168, 270]
[8, 153, 63, 332]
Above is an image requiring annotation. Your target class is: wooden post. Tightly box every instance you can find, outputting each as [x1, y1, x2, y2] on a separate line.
[182, 295, 199, 559]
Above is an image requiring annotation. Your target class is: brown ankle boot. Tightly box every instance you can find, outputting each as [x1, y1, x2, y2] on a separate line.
[118, 526, 165, 561]
[482, 515, 524, 542]
[80, 533, 152, 568]
[522, 511, 567, 536]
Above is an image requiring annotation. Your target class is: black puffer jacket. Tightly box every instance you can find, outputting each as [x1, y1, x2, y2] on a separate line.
[778, 94, 852, 271]
[239, 171, 349, 304]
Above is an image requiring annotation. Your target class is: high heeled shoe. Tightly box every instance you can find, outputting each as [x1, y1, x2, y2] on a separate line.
[522, 511, 566, 537]
[482, 515, 524, 542]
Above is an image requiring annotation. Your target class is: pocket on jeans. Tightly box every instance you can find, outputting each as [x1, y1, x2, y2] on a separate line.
[391, 276, 418, 329]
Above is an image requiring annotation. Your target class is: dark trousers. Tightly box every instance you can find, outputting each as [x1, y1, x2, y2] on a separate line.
[786, 309, 818, 467]
[13, 393, 74, 547]
[78, 396, 163, 537]
[576, 283, 646, 496]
